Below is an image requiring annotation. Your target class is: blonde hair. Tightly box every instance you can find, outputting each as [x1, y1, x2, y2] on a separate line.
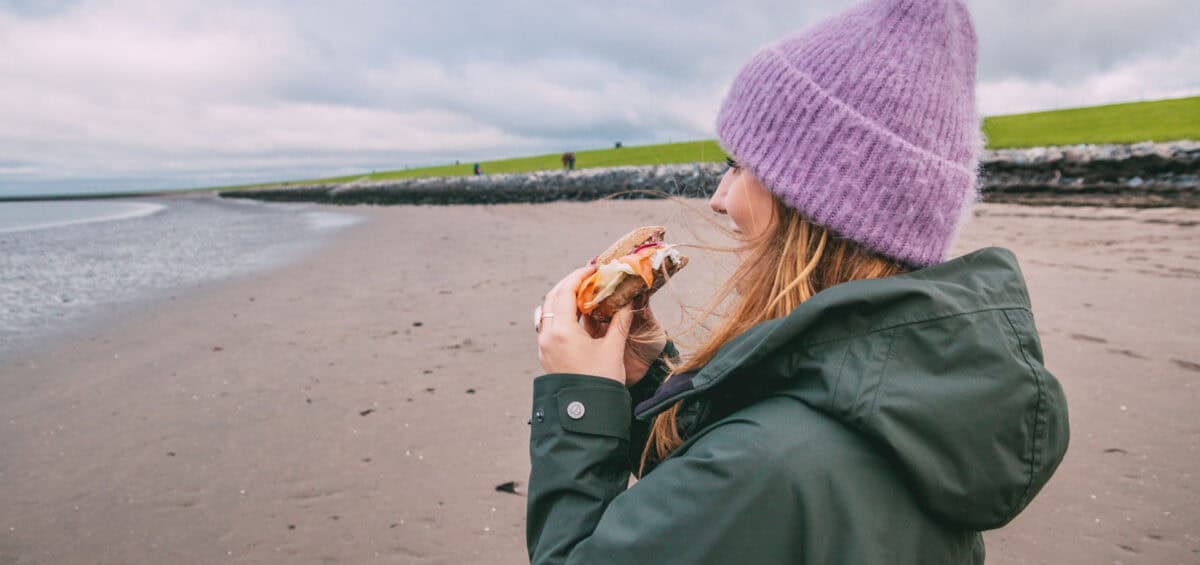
[635, 194, 911, 477]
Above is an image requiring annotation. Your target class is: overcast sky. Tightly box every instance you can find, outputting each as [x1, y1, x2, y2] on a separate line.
[2, 0, 1198, 195]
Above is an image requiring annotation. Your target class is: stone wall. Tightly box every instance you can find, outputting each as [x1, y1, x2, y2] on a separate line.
[980, 140, 1198, 207]
[221, 140, 1199, 208]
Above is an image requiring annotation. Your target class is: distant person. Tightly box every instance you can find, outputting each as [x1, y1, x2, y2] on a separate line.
[527, 1, 1069, 563]
[561, 152, 576, 171]
[614, 141, 622, 149]
[473, 163, 481, 175]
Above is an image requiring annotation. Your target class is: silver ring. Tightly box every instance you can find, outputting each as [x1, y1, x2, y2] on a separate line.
[534, 305, 556, 333]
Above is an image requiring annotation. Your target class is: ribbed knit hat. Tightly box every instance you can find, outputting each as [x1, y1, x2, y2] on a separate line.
[716, 0, 982, 267]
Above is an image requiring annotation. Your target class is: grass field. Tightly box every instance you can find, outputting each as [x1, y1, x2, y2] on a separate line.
[981, 96, 1199, 148]
[221, 96, 1199, 190]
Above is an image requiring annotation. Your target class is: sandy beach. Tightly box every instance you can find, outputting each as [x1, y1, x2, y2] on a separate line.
[1, 198, 1198, 564]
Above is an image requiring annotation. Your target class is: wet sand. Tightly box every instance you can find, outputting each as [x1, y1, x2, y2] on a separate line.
[1, 200, 1197, 564]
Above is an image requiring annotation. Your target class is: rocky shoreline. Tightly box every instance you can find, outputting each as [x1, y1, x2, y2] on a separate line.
[220, 140, 1200, 208]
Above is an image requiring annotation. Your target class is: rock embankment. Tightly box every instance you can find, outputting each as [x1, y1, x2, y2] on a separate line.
[221, 140, 1199, 207]
[981, 140, 1198, 206]
[224, 164, 720, 205]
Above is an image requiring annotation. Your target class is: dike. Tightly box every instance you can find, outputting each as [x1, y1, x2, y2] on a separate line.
[221, 141, 1199, 208]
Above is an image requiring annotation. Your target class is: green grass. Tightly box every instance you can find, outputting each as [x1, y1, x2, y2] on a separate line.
[364, 140, 727, 180]
[981, 96, 1200, 149]
[219, 96, 1198, 191]
[216, 140, 729, 192]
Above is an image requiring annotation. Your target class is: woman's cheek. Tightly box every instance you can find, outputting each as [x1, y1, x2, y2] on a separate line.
[730, 182, 754, 234]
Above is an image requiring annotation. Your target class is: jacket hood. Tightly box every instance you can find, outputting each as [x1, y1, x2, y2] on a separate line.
[635, 246, 1070, 530]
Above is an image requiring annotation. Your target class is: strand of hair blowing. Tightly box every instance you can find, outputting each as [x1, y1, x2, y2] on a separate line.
[637, 198, 910, 477]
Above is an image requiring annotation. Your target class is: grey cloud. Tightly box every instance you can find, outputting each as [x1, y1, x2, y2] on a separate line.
[971, 0, 1200, 82]
[0, 0, 81, 18]
[1, 0, 1197, 195]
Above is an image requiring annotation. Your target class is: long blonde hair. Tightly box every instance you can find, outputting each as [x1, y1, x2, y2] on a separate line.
[636, 195, 911, 477]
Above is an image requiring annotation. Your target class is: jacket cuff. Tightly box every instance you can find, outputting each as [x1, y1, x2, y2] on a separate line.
[532, 374, 632, 442]
[628, 340, 679, 407]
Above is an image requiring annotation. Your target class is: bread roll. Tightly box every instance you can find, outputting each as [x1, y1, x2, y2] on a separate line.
[581, 226, 688, 323]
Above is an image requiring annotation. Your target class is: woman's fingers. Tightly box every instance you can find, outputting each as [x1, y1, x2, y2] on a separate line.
[546, 266, 593, 307]
[540, 266, 594, 336]
[549, 266, 593, 312]
[581, 313, 605, 338]
[631, 297, 660, 333]
[604, 305, 635, 348]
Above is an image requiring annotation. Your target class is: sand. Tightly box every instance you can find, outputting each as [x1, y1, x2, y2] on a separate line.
[1, 199, 1197, 564]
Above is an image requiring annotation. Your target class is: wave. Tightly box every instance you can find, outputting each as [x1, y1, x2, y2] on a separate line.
[0, 201, 166, 234]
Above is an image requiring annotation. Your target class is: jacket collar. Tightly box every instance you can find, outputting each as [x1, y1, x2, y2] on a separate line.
[633, 246, 1031, 421]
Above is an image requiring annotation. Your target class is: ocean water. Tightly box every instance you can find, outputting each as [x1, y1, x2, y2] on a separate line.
[0, 200, 166, 234]
[0, 196, 362, 357]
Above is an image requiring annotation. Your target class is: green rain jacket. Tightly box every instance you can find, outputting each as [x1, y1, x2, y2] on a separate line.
[527, 247, 1070, 564]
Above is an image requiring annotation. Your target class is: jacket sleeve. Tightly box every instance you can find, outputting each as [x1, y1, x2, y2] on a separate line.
[527, 378, 788, 565]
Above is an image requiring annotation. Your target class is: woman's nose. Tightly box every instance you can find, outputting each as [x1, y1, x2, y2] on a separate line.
[709, 193, 726, 215]
[710, 171, 731, 215]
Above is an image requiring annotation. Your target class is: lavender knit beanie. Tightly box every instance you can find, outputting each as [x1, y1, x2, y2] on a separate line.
[716, 0, 982, 267]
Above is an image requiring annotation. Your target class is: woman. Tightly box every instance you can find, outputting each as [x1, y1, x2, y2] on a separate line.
[528, 0, 1069, 563]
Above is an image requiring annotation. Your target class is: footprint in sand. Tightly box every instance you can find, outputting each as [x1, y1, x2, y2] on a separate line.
[1170, 358, 1200, 372]
[1107, 348, 1147, 359]
[1070, 333, 1108, 344]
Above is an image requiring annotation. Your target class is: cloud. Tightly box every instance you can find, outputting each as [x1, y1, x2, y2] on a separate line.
[977, 35, 1200, 115]
[0, 0, 1197, 195]
[971, 0, 1200, 83]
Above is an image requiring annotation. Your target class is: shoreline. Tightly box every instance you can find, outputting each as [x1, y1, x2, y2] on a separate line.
[0, 195, 363, 361]
[0, 201, 166, 235]
[1, 201, 1198, 563]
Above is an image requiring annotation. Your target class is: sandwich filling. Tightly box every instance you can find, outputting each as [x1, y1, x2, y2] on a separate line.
[577, 242, 682, 314]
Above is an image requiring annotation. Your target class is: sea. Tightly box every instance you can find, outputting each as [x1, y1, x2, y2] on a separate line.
[0, 196, 362, 358]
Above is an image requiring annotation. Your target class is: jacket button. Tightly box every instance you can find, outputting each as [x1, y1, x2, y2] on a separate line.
[566, 401, 586, 420]
[534, 407, 545, 423]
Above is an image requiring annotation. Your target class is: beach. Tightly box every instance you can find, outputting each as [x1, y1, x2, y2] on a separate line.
[0, 196, 361, 357]
[1, 199, 1198, 564]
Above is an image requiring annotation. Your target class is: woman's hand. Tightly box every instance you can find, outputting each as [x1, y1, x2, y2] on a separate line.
[536, 266, 634, 385]
[583, 294, 667, 388]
